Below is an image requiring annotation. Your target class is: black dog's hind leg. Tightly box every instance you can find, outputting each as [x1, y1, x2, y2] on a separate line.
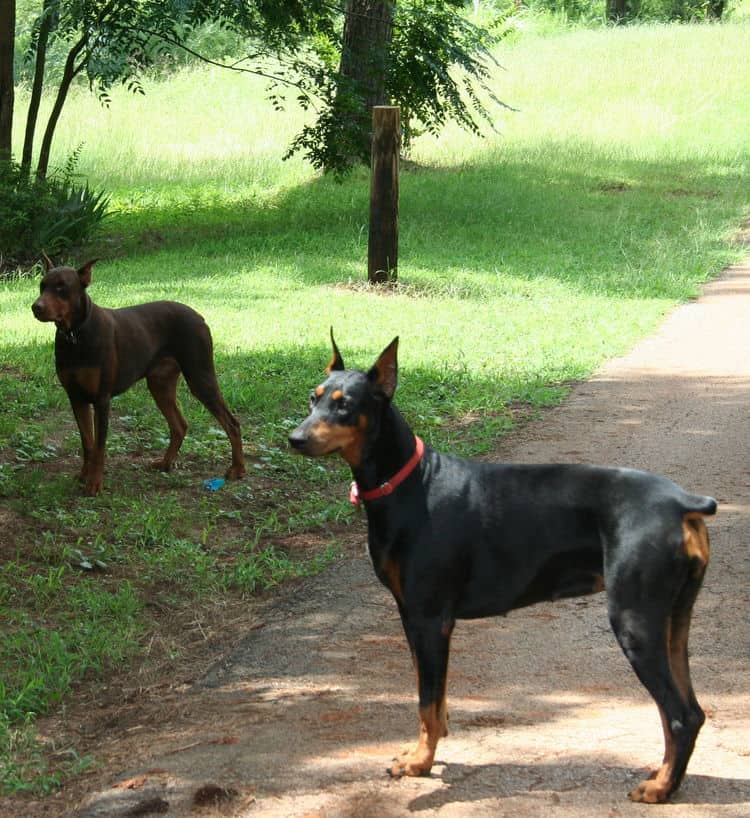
[608, 519, 709, 803]
[390, 612, 454, 777]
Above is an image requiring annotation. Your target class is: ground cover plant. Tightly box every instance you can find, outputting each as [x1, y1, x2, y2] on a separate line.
[0, 20, 749, 797]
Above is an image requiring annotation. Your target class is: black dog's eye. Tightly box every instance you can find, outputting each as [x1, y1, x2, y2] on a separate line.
[55, 284, 67, 295]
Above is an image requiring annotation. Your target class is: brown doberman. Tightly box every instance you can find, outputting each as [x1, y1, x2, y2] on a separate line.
[32, 254, 245, 495]
[290, 332, 716, 803]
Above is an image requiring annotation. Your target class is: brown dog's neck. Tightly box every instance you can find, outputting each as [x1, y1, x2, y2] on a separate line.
[56, 292, 93, 343]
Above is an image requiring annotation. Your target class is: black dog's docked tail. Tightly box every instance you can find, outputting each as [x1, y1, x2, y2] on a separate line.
[683, 494, 717, 516]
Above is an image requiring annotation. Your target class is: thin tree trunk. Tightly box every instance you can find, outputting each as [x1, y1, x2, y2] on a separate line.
[0, 0, 16, 162]
[35, 35, 86, 180]
[22, 0, 58, 173]
[606, 0, 628, 20]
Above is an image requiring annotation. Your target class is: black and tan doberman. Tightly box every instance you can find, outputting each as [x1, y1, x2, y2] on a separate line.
[32, 255, 245, 495]
[289, 332, 715, 803]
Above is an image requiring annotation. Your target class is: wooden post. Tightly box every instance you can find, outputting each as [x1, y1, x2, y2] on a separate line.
[368, 106, 400, 284]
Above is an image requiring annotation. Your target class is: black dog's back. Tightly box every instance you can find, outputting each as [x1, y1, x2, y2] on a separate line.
[387, 452, 714, 619]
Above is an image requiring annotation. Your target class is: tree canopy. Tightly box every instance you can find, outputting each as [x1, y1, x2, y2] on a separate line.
[5, 0, 506, 179]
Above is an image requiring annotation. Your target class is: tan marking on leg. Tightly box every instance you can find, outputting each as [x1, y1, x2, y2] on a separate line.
[390, 703, 444, 778]
[630, 707, 677, 803]
[381, 558, 403, 604]
[670, 613, 695, 707]
[682, 514, 710, 567]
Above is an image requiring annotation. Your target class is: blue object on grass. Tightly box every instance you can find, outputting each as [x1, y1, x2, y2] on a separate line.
[203, 477, 226, 491]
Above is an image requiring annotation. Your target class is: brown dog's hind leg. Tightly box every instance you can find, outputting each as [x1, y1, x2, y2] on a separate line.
[147, 358, 188, 472]
[176, 323, 245, 479]
[183, 370, 245, 480]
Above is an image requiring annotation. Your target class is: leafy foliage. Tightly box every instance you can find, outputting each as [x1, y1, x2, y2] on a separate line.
[516, 0, 729, 20]
[13, 1, 509, 178]
[0, 150, 110, 270]
[284, 0, 509, 174]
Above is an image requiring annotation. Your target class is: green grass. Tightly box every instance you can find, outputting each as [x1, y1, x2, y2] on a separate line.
[1, 20, 749, 794]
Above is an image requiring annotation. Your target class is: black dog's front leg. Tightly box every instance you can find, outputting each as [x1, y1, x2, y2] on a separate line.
[390, 612, 454, 777]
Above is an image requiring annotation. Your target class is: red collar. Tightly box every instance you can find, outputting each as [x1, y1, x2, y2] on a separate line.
[349, 436, 425, 505]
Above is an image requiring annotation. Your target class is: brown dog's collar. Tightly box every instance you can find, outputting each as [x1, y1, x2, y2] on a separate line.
[350, 436, 425, 505]
[56, 296, 93, 344]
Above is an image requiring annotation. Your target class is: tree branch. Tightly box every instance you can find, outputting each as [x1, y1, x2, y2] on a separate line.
[116, 25, 314, 91]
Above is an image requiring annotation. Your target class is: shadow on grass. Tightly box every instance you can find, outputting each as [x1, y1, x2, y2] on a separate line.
[1, 336, 558, 465]
[101, 147, 749, 300]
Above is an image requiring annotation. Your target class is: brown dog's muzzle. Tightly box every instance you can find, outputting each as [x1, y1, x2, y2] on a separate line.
[32, 298, 51, 321]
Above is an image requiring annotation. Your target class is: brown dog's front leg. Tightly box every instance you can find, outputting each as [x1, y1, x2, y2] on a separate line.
[85, 398, 110, 496]
[69, 399, 95, 485]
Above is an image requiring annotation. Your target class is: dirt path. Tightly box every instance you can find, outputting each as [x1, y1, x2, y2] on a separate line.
[23, 251, 750, 818]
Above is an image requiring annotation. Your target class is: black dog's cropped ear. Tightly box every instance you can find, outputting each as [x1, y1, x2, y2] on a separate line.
[326, 327, 345, 374]
[41, 250, 54, 271]
[77, 259, 99, 288]
[367, 337, 398, 400]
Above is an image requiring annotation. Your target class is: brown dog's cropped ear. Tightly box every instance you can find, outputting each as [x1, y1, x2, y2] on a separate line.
[367, 337, 398, 400]
[41, 250, 54, 271]
[77, 259, 99, 288]
[326, 327, 345, 374]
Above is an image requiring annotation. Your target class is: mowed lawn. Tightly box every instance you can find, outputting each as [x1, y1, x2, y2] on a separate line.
[0, 20, 748, 794]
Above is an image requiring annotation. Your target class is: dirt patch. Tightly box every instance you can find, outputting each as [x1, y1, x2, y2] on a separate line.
[3, 257, 750, 818]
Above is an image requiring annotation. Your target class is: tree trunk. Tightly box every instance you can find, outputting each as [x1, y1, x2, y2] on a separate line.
[337, 0, 394, 164]
[35, 35, 86, 180]
[22, 0, 58, 174]
[0, 0, 16, 162]
[605, 0, 628, 21]
[368, 106, 399, 283]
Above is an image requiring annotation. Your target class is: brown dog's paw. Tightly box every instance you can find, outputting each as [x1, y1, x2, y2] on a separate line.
[150, 458, 173, 473]
[225, 464, 246, 480]
[83, 477, 103, 496]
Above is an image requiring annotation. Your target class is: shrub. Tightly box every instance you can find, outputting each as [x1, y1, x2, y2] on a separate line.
[0, 150, 110, 274]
